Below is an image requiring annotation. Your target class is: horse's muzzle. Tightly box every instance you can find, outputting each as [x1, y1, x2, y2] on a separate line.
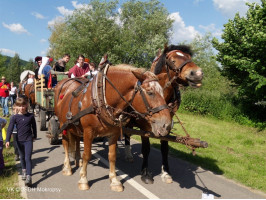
[152, 117, 171, 137]
[186, 69, 203, 88]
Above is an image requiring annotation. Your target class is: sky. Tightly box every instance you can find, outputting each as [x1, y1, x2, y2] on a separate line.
[0, 0, 262, 61]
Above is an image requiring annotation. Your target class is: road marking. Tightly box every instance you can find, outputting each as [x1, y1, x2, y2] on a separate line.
[80, 143, 159, 199]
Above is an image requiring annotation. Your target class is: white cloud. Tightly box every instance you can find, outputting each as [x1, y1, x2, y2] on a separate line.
[48, 16, 65, 28]
[199, 23, 223, 37]
[2, 22, 30, 34]
[40, 39, 47, 43]
[0, 48, 17, 57]
[168, 12, 199, 44]
[57, 6, 73, 16]
[72, 1, 92, 10]
[213, 0, 261, 18]
[31, 12, 45, 19]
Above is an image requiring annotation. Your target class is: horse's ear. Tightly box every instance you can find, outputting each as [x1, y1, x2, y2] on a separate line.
[156, 48, 161, 57]
[131, 71, 145, 83]
[164, 43, 168, 51]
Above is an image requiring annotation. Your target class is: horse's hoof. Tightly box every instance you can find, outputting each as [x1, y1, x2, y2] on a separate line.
[62, 169, 72, 176]
[141, 168, 154, 184]
[110, 183, 123, 192]
[161, 172, 173, 184]
[78, 183, 89, 190]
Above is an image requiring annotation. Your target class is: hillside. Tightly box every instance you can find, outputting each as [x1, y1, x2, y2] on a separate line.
[4, 55, 29, 66]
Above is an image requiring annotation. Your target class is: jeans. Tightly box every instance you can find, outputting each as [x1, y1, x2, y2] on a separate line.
[10, 95, 16, 108]
[1, 97, 9, 116]
[17, 140, 33, 176]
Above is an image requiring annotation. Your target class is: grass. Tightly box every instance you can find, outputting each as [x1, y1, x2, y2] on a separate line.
[0, 142, 22, 199]
[132, 112, 266, 193]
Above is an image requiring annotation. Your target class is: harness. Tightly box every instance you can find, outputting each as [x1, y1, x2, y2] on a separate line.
[56, 63, 168, 135]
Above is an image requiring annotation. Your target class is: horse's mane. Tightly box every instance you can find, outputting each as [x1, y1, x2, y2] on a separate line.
[112, 64, 146, 74]
[154, 45, 193, 75]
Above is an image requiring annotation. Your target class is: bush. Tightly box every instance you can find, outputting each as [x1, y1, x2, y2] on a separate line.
[179, 88, 266, 129]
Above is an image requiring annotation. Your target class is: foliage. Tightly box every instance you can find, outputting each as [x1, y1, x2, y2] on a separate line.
[0, 53, 7, 76]
[0, 53, 30, 85]
[48, 0, 172, 69]
[212, 0, 266, 121]
[179, 34, 243, 123]
[6, 54, 22, 84]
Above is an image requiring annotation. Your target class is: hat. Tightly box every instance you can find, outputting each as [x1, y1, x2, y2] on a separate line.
[1, 76, 6, 80]
[35, 56, 42, 62]
[49, 57, 53, 63]
[85, 58, 90, 63]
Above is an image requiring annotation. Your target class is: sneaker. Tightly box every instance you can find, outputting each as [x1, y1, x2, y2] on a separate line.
[22, 169, 26, 180]
[25, 175, 32, 187]
[2, 115, 5, 117]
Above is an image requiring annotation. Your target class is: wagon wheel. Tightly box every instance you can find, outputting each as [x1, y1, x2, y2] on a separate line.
[48, 118, 59, 145]
[40, 110, 47, 131]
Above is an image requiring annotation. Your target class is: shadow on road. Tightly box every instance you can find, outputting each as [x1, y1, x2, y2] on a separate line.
[93, 140, 222, 198]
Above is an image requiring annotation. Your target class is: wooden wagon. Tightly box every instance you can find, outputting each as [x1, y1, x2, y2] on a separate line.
[34, 72, 67, 144]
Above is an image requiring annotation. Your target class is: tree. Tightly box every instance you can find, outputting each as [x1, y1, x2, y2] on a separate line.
[48, 0, 172, 68]
[0, 53, 7, 76]
[114, 0, 172, 67]
[212, 0, 266, 120]
[7, 54, 22, 84]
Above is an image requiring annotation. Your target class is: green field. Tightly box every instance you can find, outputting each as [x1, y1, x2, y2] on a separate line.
[133, 112, 266, 192]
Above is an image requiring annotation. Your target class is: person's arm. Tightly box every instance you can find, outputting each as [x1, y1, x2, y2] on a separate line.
[31, 115, 37, 140]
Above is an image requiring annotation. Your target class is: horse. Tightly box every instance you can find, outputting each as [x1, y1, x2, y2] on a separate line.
[54, 64, 172, 192]
[124, 44, 203, 184]
[24, 83, 36, 113]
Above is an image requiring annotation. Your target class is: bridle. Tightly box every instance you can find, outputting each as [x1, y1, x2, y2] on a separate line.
[163, 50, 192, 90]
[104, 75, 168, 120]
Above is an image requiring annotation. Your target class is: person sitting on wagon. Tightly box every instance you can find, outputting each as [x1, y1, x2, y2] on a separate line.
[38, 57, 57, 88]
[53, 53, 70, 74]
[34, 56, 42, 80]
[68, 55, 90, 78]
[84, 62, 98, 81]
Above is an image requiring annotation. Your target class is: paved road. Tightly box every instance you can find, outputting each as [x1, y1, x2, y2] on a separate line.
[18, 119, 265, 199]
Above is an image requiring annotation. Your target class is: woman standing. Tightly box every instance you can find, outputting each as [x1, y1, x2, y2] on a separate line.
[9, 82, 17, 109]
[5, 97, 37, 186]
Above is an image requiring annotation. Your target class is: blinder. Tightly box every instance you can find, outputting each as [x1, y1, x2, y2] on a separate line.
[132, 80, 168, 118]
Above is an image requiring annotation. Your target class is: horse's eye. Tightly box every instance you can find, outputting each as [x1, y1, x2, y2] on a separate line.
[147, 91, 154, 96]
[172, 60, 176, 64]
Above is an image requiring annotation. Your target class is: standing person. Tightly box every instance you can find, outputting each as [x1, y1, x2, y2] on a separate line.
[9, 82, 17, 109]
[53, 53, 70, 73]
[0, 76, 11, 117]
[34, 56, 42, 80]
[68, 55, 90, 78]
[5, 97, 37, 186]
[0, 117, 7, 175]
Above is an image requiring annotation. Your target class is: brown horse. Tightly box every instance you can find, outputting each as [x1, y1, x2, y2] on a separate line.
[54, 64, 172, 192]
[24, 83, 36, 112]
[124, 44, 203, 184]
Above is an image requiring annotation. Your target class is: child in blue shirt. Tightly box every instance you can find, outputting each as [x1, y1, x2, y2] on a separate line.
[6, 97, 37, 186]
